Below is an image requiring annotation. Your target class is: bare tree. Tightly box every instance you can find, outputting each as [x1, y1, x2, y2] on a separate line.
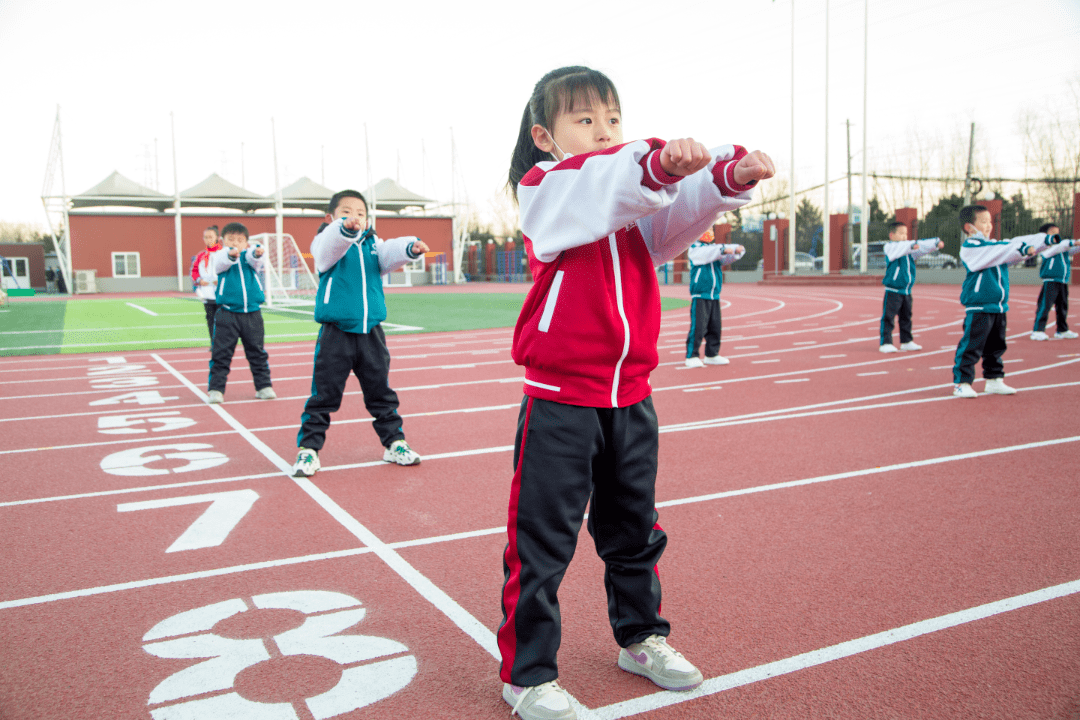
[1019, 75, 1080, 229]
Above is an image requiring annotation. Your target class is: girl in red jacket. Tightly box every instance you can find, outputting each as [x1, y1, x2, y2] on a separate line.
[498, 65, 774, 720]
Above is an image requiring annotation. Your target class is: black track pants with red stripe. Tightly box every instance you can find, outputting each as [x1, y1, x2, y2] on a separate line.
[498, 395, 670, 686]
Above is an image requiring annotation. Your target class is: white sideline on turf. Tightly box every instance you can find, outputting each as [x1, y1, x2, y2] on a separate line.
[150, 353, 502, 661]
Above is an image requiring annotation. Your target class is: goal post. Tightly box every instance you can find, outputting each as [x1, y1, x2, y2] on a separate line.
[250, 233, 318, 307]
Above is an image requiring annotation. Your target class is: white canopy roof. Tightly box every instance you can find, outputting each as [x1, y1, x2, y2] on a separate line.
[71, 171, 173, 211]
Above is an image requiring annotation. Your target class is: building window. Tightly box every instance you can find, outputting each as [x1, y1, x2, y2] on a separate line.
[112, 252, 141, 278]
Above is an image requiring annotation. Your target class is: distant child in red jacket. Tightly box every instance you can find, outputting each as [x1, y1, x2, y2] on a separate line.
[497, 65, 774, 720]
[191, 225, 221, 342]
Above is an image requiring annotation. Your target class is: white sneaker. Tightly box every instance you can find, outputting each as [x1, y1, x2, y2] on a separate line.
[383, 439, 421, 466]
[684, 357, 705, 368]
[618, 635, 704, 691]
[899, 341, 922, 351]
[879, 344, 898, 353]
[1054, 330, 1078, 339]
[503, 681, 576, 720]
[1030, 331, 1049, 341]
[207, 390, 224, 404]
[952, 383, 978, 398]
[292, 448, 320, 478]
[983, 378, 1017, 395]
[702, 354, 730, 365]
[255, 386, 277, 399]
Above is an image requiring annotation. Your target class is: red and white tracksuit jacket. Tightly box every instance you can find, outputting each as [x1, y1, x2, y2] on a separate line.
[512, 138, 756, 408]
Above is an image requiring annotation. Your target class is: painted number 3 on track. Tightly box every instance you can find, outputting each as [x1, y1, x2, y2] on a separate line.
[143, 590, 416, 719]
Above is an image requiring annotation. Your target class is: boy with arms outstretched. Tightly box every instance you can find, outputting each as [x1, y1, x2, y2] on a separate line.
[685, 229, 744, 367]
[951, 206, 1061, 398]
[878, 221, 943, 353]
[292, 190, 429, 476]
[1030, 222, 1080, 341]
[207, 222, 275, 403]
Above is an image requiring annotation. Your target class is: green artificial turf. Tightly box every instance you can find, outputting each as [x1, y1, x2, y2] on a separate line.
[0, 293, 691, 356]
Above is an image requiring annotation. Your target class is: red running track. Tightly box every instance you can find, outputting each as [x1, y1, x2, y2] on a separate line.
[1, 283, 1078, 719]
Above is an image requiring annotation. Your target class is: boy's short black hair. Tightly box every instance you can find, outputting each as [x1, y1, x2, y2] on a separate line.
[205, 224, 219, 233]
[1038, 222, 1059, 234]
[221, 222, 249, 239]
[888, 221, 907, 233]
[328, 190, 368, 216]
[959, 205, 989, 229]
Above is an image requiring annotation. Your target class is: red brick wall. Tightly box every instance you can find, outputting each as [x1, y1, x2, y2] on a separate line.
[69, 213, 456, 280]
[0, 243, 46, 288]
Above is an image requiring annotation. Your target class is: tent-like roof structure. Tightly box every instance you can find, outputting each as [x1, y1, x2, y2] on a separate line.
[180, 173, 273, 212]
[279, 176, 334, 211]
[70, 171, 173, 211]
[363, 178, 436, 213]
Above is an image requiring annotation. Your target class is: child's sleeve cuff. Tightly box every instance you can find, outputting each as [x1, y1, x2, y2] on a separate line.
[640, 143, 682, 191]
[712, 145, 756, 196]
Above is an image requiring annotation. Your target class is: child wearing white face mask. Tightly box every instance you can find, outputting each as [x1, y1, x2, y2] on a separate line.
[497, 65, 776, 720]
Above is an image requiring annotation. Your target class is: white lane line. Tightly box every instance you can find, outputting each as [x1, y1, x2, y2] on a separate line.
[125, 303, 159, 316]
[0, 548, 374, 610]
[793, 341, 817, 346]
[584, 578, 1080, 719]
[734, 346, 759, 350]
[774, 379, 809, 384]
[819, 354, 847, 359]
[151, 353, 501, 659]
[752, 359, 781, 364]
[857, 371, 888, 377]
[930, 365, 953, 370]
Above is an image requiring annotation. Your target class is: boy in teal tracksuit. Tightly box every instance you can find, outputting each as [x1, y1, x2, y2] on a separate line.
[207, 222, 275, 404]
[1030, 222, 1080, 341]
[878, 221, 943, 353]
[292, 190, 430, 476]
[684, 229, 744, 367]
[951, 206, 1061, 398]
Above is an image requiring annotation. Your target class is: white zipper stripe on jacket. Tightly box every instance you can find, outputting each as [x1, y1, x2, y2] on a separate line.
[360, 239, 369, 332]
[238, 254, 247, 311]
[711, 264, 718, 296]
[324, 276, 333, 304]
[996, 265, 1004, 312]
[608, 233, 631, 408]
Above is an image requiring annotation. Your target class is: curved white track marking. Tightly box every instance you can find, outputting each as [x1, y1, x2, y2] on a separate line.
[714, 296, 786, 320]
[151, 353, 503, 662]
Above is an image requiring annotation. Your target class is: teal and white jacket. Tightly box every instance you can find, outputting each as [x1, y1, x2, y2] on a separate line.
[959, 231, 1058, 313]
[882, 238, 940, 295]
[687, 242, 744, 300]
[211, 246, 266, 313]
[1038, 238, 1079, 283]
[312, 219, 421, 334]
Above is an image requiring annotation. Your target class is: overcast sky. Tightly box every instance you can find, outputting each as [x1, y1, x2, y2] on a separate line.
[1, 0, 1078, 230]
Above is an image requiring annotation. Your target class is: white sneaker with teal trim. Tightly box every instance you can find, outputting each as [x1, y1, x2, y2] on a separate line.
[684, 357, 705, 368]
[879, 344, 898, 353]
[1030, 331, 1049, 341]
[383, 439, 421, 466]
[703, 354, 730, 365]
[953, 383, 978, 398]
[617, 635, 703, 691]
[292, 448, 320, 477]
[502, 681, 576, 720]
[1055, 330, 1078, 339]
[207, 390, 224, 404]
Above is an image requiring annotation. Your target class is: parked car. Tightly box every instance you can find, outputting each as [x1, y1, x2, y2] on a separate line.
[915, 250, 959, 270]
[850, 242, 887, 270]
[756, 252, 822, 272]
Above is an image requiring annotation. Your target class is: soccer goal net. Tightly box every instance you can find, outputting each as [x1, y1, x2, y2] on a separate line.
[250, 233, 318, 307]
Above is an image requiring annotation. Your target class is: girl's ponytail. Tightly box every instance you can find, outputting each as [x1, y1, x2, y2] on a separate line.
[507, 103, 549, 203]
[506, 66, 620, 204]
